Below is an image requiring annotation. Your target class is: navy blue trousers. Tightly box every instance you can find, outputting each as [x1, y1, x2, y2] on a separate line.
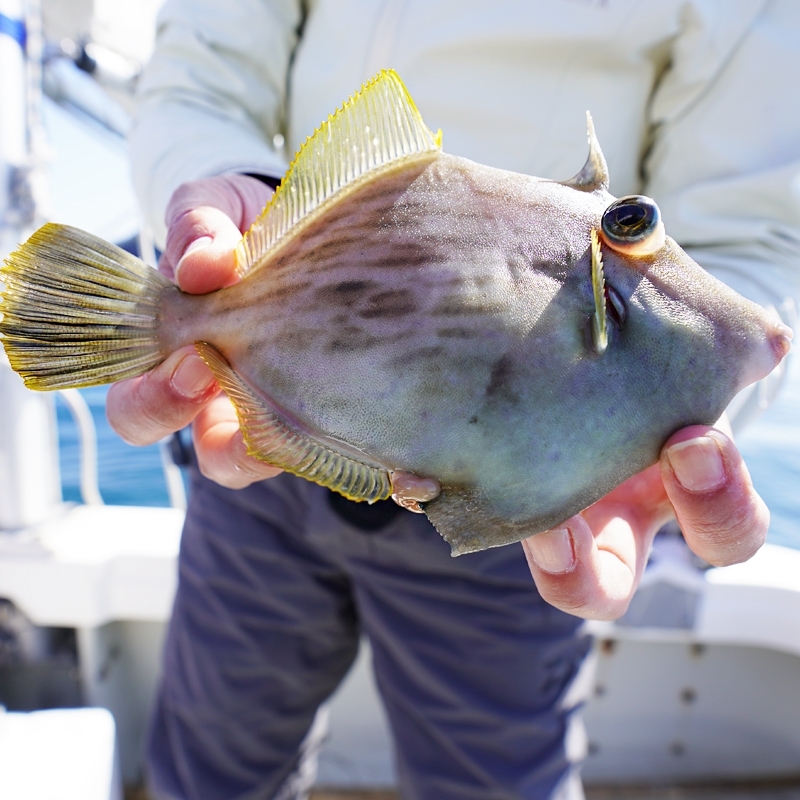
[147, 469, 592, 800]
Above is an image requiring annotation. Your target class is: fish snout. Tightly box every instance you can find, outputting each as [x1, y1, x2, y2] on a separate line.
[736, 319, 793, 393]
[772, 321, 794, 360]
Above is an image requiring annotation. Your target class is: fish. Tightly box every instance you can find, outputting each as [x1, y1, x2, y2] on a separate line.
[0, 70, 791, 555]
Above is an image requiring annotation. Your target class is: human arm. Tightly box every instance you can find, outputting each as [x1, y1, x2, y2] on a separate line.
[117, 0, 791, 617]
[129, 0, 303, 248]
[114, 0, 304, 484]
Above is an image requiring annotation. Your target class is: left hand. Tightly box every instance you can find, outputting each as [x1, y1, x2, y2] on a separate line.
[522, 423, 769, 620]
[106, 175, 283, 488]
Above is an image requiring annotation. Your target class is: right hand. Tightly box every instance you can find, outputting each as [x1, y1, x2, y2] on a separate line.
[106, 174, 285, 488]
[522, 421, 769, 620]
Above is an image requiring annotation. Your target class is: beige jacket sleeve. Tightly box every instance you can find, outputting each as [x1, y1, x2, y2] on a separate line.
[643, 1, 800, 424]
[129, 0, 302, 247]
[645, 0, 800, 330]
[129, 0, 800, 344]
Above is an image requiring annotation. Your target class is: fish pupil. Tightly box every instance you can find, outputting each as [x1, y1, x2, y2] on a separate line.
[601, 195, 660, 243]
[615, 206, 646, 229]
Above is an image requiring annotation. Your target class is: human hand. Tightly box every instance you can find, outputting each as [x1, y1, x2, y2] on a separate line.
[522, 422, 768, 620]
[106, 174, 284, 488]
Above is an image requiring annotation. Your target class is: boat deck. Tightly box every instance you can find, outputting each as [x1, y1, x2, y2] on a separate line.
[123, 778, 800, 799]
[305, 781, 800, 800]
[584, 780, 800, 800]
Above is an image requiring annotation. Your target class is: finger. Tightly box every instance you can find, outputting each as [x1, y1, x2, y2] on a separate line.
[164, 174, 272, 233]
[106, 346, 218, 445]
[522, 460, 669, 619]
[166, 206, 243, 293]
[660, 425, 769, 566]
[192, 395, 284, 489]
[522, 510, 651, 620]
[160, 175, 274, 292]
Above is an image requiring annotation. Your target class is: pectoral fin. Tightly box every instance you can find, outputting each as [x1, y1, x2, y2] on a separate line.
[195, 342, 392, 503]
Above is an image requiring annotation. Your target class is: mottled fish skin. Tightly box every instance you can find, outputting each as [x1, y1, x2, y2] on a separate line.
[1, 70, 789, 555]
[163, 151, 782, 543]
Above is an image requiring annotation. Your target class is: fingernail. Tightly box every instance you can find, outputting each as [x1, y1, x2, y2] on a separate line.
[666, 435, 725, 492]
[184, 235, 213, 257]
[171, 353, 216, 399]
[525, 528, 575, 574]
[175, 236, 213, 280]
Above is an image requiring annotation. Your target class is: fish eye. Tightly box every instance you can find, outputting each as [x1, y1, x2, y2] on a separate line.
[600, 195, 665, 256]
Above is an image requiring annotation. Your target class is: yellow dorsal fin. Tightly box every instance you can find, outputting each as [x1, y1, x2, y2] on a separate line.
[235, 69, 442, 276]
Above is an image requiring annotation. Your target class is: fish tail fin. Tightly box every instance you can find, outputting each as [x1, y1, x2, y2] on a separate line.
[0, 223, 171, 390]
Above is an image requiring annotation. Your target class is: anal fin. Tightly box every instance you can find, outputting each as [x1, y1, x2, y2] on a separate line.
[424, 485, 561, 556]
[195, 342, 392, 503]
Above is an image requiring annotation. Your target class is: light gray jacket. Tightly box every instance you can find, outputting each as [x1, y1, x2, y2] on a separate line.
[130, 0, 800, 348]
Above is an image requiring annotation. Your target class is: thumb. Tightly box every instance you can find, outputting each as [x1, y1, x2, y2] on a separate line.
[660, 425, 769, 566]
[170, 206, 243, 294]
[160, 175, 273, 294]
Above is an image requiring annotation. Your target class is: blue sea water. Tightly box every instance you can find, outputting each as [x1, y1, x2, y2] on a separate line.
[57, 385, 171, 508]
[56, 358, 800, 549]
[736, 353, 800, 551]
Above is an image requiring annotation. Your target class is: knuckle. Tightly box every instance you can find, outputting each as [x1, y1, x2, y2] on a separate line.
[194, 435, 247, 488]
[165, 211, 210, 252]
[118, 405, 180, 446]
[112, 376, 198, 447]
[196, 453, 250, 489]
[165, 184, 193, 217]
[111, 418, 156, 447]
[165, 177, 240, 228]
[165, 179, 215, 220]
[685, 499, 768, 566]
[142, 402, 188, 437]
[537, 578, 596, 618]
[197, 459, 226, 486]
[536, 561, 637, 621]
[691, 501, 752, 543]
[194, 447, 225, 485]
[108, 418, 143, 446]
[106, 384, 152, 445]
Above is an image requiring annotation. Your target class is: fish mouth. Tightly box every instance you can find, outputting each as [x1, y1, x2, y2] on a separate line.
[737, 320, 793, 393]
[773, 321, 794, 359]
